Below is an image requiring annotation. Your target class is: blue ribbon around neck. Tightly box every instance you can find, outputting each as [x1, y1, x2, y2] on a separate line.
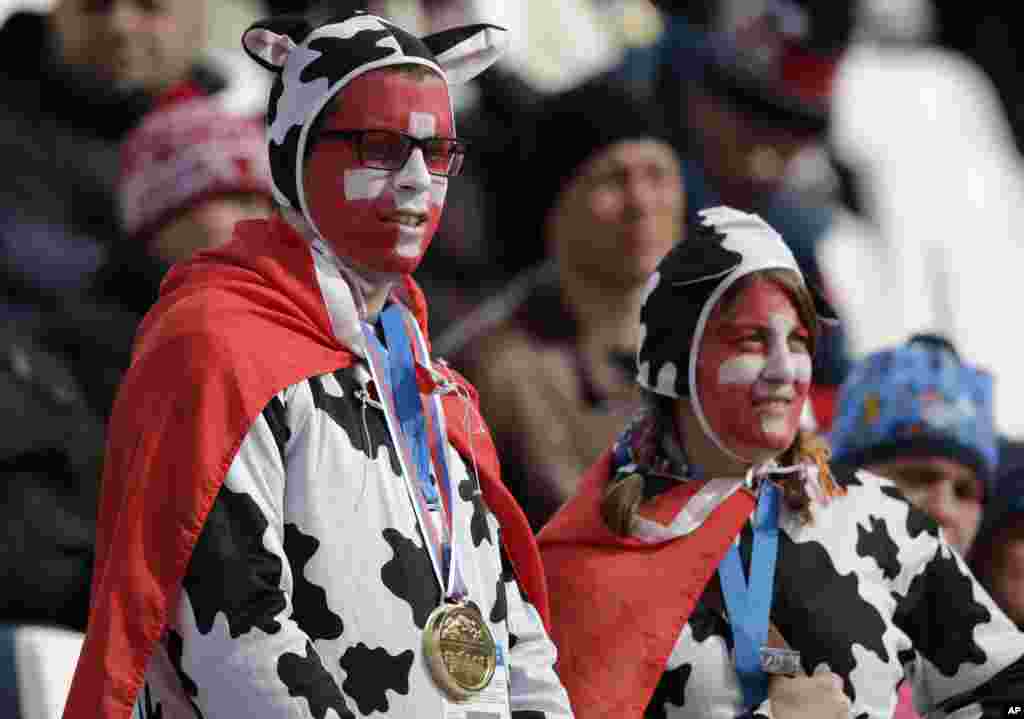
[718, 481, 781, 709]
[370, 305, 439, 507]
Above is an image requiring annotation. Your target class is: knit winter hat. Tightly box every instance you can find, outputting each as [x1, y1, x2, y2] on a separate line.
[119, 96, 271, 244]
[240, 8, 507, 219]
[829, 334, 998, 483]
[523, 74, 675, 244]
[636, 205, 836, 399]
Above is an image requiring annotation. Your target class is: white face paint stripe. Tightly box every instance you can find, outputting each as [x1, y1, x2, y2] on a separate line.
[764, 313, 812, 384]
[718, 355, 767, 385]
[715, 312, 812, 386]
[343, 167, 389, 201]
[408, 112, 436, 138]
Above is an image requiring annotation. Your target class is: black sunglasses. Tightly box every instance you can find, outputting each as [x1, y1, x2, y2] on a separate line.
[316, 129, 469, 177]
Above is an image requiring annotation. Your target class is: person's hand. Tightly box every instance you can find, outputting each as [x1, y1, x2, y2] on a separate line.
[767, 668, 851, 719]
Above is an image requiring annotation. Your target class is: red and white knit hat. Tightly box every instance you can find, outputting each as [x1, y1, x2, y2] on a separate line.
[119, 96, 272, 243]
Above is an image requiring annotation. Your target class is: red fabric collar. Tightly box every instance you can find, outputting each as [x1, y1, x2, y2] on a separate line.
[63, 216, 546, 719]
[537, 450, 754, 719]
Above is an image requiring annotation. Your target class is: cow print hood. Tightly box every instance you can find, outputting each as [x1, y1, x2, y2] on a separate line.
[636, 205, 837, 401]
[241, 8, 506, 219]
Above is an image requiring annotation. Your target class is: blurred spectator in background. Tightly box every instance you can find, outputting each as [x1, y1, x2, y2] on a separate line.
[822, 0, 1024, 439]
[615, 0, 856, 429]
[119, 96, 273, 268]
[830, 334, 998, 558]
[829, 333, 1001, 719]
[971, 466, 1024, 629]
[446, 75, 684, 529]
[0, 319, 104, 633]
[41, 96, 273, 421]
[0, 0, 223, 323]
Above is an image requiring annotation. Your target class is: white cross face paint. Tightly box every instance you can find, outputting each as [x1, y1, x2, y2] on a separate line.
[303, 69, 453, 274]
[695, 276, 813, 460]
[342, 112, 437, 202]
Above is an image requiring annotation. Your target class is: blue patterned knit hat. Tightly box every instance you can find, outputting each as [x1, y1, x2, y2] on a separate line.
[829, 334, 998, 485]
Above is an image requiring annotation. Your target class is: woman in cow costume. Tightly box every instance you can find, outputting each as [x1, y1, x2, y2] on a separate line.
[538, 206, 1024, 719]
[61, 9, 573, 719]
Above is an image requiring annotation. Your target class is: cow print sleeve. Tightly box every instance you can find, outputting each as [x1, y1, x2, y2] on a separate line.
[500, 544, 575, 719]
[164, 394, 355, 719]
[893, 522, 1024, 717]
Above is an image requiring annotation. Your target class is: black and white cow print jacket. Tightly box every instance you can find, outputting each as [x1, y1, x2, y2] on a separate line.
[131, 234, 574, 719]
[645, 465, 1024, 719]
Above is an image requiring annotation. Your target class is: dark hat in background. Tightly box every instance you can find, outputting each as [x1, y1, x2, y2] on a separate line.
[522, 73, 676, 248]
[660, 0, 855, 134]
[119, 96, 272, 245]
[829, 334, 999, 489]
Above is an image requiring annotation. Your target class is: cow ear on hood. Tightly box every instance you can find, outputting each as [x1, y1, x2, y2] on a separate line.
[242, 15, 314, 73]
[421, 24, 508, 85]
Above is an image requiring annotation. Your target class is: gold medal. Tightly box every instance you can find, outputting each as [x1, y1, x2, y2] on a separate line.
[423, 601, 497, 699]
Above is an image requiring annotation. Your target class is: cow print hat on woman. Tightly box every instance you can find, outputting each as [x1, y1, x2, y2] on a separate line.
[636, 206, 837, 442]
[241, 8, 506, 222]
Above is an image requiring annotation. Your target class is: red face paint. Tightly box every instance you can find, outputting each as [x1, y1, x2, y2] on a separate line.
[695, 277, 812, 461]
[302, 68, 452, 274]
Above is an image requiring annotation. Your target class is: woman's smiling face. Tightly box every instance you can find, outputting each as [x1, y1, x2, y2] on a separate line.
[695, 276, 812, 463]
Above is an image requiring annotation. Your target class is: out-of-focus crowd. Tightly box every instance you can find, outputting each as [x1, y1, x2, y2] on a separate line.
[1, 0, 1022, 716]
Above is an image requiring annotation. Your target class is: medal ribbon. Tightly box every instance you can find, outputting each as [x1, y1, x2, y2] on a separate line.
[363, 304, 463, 598]
[718, 480, 780, 709]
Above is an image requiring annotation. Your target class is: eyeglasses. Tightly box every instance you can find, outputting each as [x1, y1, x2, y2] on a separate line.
[316, 129, 469, 177]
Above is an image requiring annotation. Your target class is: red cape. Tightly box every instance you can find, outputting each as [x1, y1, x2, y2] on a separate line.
[63, 216, 548, 719]
[537, 450, 755, 719]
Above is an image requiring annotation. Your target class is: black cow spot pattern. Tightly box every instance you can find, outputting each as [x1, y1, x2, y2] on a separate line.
[302, 33, 395, 88]
[381, 527, 441, 628]
[880, 485, 940, 539]
[339, 642, 414, 715]
[893, 547, 991, 676]
[773, 533, 890, 702]
[832, 464, 863, 488]
[647, 663, 692, 719]
[262, 396, 291, 466]
[184, 485, 285, 638]
[278, 640, 354, 719]
[691, 598, 734, 653]
[897, 648, 917, 667]
[166, 630, 204, 718]
[459, 476, 493, 547]
[309, 372, 401, 475]
[284, 523, 344, 641]
[270, 124, 303, 208]
[138, 684, 163, 719]
[491, 575, 507, 624]
[636, 219, 737, 397]
[856, 515, 901, 580]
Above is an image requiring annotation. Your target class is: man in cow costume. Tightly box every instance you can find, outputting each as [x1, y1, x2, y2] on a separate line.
[61, 9, 574, 719]
[538, 206, 1024, 718]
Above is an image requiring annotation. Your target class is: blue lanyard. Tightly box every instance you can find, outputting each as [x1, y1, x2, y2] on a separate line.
[718, 481, 780, 709]
[377, 305, 439, 507]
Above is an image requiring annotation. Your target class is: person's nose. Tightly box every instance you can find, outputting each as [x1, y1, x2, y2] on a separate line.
[918, 481, 961, 544]
[762, 339, 797, 384]
[393, 147, 432, 195]
[105, 0, 145, 37]
[623, 171, 659, 218]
